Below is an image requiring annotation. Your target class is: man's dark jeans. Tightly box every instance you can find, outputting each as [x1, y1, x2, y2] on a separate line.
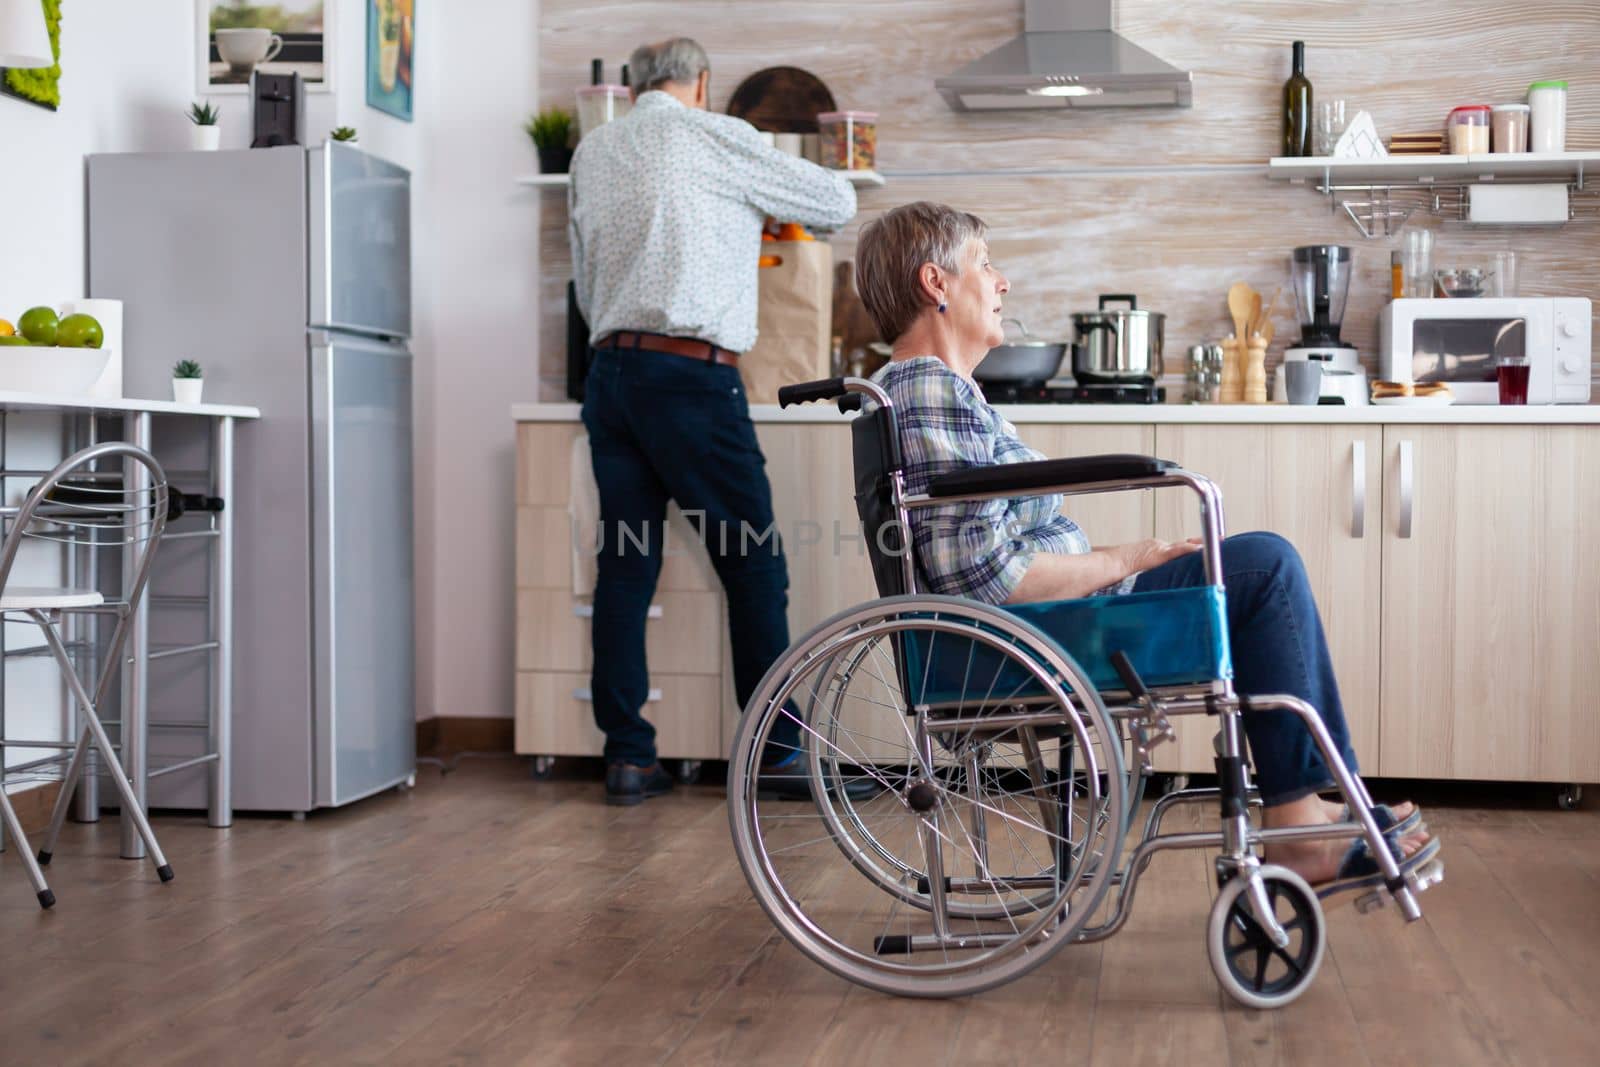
[1131, 531, 1359, 805]
[581, 345, 793, 767]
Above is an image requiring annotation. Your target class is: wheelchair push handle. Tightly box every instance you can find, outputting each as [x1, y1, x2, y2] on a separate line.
[778, 378, 849, 409]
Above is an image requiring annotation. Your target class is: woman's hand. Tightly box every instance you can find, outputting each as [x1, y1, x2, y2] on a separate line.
[1110, 537, 1203, 580]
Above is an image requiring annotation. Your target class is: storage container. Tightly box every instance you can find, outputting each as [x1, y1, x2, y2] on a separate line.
[1490, 104, 1530, 153]
[817, 111, 878, 171]
[1528, 80, 1568, 152]
[1446, 105, 1490, 155]
[576, 85, 631, 139]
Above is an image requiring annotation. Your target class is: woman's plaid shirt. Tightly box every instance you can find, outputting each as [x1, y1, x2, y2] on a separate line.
[872, 357, 1127, 605]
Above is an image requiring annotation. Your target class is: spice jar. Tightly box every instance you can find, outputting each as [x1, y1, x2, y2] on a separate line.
[1491, 104, 1530, 154]
[1446, 105, 1491, 155]
[818, 111, 878, 171]
[1528, 80, 1568, 152]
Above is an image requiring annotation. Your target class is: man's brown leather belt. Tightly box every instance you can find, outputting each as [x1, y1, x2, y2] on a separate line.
[598, 331, 740, 366]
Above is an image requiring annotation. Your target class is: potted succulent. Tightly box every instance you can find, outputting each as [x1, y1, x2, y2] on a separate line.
[330, 126, 359, 145]
[188, 101, 221, 151]
[526, 108, 575, 174]
[172, 360, 204, 404]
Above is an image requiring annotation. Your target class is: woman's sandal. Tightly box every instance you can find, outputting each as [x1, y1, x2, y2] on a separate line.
[1344, 802, 1424, 839]
[1315, 834, 1443, 900]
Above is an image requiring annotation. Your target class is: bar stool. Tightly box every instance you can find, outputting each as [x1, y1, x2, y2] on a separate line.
[0, 441, 173, 908]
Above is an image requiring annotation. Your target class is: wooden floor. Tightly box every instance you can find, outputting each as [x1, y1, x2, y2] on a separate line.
[2, 760, 1597, 1066]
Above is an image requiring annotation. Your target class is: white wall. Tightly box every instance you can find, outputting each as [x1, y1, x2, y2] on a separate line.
[0, 0, 537, 735]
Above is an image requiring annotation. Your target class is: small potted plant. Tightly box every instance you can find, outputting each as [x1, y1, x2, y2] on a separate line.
[526, 108, 575, 174]
[172, 360, 204, 404]
[330, 126, 359, 145]
[188, 101, 221, 151]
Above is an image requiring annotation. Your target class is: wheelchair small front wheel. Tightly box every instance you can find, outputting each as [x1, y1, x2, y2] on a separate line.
[1207, 864, 1325, 1010]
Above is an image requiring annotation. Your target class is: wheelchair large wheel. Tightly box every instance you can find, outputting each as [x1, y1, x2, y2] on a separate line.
[1206, 865, 1326, 1009]
[728, 595, 1127, 998]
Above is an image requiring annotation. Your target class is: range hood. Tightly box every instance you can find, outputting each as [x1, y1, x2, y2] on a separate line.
[936, 0, 1193, 111]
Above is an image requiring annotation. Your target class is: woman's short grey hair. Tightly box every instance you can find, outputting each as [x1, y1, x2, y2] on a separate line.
[630, 38, 710, 93]
[855, 201, 987, 343]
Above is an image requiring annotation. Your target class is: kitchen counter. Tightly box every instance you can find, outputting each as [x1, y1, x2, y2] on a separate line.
[513, 401, 1600, 425]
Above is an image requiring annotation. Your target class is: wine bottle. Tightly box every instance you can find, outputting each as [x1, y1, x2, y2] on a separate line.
[1283, 41, 1313, 157]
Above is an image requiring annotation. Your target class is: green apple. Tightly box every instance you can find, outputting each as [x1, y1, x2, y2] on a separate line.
[17, 306, 58, 345]
[56, 313, 103, 349]
[0, 336, 31, 346]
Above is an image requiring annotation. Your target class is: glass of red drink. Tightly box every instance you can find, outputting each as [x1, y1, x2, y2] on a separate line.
[1497, 357, 1530, 405]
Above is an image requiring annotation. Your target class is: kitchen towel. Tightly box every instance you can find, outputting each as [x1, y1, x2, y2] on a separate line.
[742, 240, 834, 402]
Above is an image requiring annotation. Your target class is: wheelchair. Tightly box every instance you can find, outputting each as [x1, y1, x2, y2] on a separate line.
[727, 376, 1444, 1005]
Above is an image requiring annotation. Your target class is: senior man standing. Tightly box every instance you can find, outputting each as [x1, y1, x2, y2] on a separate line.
[569, 37, 857, 805]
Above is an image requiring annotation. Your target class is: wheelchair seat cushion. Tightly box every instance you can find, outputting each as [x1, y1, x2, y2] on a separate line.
[907, 586, 1233, 705]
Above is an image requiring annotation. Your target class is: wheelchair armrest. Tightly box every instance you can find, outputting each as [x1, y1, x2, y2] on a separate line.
[926, 454, 1180, 498]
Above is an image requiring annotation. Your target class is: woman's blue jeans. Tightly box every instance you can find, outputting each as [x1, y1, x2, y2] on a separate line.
[1131, 531, 1358, 806]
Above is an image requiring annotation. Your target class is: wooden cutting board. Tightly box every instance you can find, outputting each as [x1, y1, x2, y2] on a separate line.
[727, 66, 837, 133]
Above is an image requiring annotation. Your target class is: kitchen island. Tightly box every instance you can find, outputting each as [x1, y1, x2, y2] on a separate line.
[514, 400, 1600, 798]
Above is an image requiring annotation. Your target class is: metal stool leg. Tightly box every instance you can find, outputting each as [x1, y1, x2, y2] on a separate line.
[0, 788, 54, 908]
[36, 724, 93, 866]
[34, 613, 172, 881]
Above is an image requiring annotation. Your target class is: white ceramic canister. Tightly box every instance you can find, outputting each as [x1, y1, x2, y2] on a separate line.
[1528, 80, 1567, 152]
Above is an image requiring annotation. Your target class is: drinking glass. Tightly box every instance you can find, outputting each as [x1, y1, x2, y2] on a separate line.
[1488, 250, 1518, 298]
[1314, 99, 1347, 156]
[1498, 356, 1530, 405]
[1398, 228, 1435, 298]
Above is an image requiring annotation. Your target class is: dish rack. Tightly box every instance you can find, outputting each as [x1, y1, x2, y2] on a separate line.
[1267, 153, 1600, 238]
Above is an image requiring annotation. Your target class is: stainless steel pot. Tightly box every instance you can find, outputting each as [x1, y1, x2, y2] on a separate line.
[974, 318, 1068, 384]
[1071, 294, 1166, 383]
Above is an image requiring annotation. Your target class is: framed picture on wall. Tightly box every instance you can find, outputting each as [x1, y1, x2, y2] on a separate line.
[196, 0, 334, 95]
[366, 0, 414, 121]
[0, 0, 62, 111]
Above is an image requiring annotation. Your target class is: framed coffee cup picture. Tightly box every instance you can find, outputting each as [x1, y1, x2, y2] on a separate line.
[197, 0, 334, 94]
[365, 0, 414, 121]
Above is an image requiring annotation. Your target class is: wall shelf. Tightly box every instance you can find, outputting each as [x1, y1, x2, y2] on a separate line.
[516, 169, 885, 189]
[1267, 152, 1600, 237]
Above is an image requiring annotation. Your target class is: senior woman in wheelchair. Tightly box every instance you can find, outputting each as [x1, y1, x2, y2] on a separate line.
[853, 201, 1431, 893]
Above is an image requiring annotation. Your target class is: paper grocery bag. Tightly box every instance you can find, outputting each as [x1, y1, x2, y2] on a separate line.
[741, 241, 834, 402]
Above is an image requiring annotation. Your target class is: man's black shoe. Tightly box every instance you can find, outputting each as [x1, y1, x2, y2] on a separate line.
[756, 758, 884, 803]
[605, 761, 675, 806]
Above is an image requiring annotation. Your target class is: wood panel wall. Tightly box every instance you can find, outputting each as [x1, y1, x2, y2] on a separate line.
[533, 0, 1600, 399]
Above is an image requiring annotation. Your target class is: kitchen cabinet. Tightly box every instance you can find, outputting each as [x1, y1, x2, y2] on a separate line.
[513, 423, 725, 765]
[1378, 427, 1600, 781]
[515, 408, 1600, 790]
[1152, 425, 1382, 775]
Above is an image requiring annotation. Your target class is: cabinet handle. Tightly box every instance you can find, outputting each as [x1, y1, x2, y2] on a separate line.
[1350, 439, 1366, 539]
[572, 604, 664, 619]
[1398, 439, 1414, 539]
[573, 687, 662, 702]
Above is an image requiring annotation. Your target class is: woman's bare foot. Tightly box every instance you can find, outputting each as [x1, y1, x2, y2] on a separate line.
[1315, 796, 1416, 824]
[1264, 794, 1430, 885]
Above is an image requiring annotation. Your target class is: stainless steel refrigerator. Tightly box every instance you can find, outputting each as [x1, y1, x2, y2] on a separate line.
[87, 143, 415, 813]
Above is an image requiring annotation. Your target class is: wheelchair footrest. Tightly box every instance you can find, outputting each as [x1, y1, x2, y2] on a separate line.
[1353, 857, 1444, 915]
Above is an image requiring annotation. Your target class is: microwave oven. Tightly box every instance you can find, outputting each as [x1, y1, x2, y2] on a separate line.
[1379, 297, 1592, 404]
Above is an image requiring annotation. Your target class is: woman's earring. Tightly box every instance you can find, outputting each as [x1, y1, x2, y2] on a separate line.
[938, 302, 947, 313]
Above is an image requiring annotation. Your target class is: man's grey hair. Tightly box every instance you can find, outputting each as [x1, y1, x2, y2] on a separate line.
[630, 37, 710, 93]
[856, 202, 988, 343]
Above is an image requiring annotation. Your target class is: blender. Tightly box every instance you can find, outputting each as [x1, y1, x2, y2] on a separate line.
[1277, 244, 1368, 405]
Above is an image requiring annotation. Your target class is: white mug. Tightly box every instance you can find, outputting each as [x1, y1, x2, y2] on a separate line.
[215, 28, 284, 72]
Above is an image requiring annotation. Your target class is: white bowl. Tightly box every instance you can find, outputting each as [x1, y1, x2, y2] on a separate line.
[0, 345, 114, 397]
